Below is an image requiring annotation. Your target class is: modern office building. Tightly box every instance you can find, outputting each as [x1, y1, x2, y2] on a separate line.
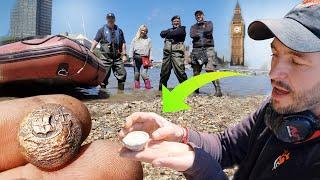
[10, 0, 52, 38]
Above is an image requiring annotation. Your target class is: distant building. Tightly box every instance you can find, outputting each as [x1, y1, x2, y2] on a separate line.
[10, 0, 52, 38]
[230, 1, 245, 66]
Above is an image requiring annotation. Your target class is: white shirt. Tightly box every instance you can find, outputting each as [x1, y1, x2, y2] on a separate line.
[129, 37, 152, 59]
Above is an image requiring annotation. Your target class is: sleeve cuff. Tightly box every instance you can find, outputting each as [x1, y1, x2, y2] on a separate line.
[183, 145, 227, 180]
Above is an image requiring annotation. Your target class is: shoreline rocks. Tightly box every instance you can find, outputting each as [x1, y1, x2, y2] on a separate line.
[84, 94, 266, 179]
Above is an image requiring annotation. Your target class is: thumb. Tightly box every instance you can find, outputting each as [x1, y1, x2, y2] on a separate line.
[151, 127, 175, 141]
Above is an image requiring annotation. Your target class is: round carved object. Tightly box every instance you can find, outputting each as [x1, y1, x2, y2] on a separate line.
[18, 103, 82, 170]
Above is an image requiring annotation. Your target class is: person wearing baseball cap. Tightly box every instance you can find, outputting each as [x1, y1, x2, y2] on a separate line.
[190, 10, 222, 97]
[90, 12, 127, 91]
[248, 0, 320, 52]
[158, 15, 188, 91]
[119, 1, 320, 180]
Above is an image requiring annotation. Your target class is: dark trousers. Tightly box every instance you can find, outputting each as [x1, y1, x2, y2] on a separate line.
[102, 54, 127, 86]
[159, 42, 188, 90]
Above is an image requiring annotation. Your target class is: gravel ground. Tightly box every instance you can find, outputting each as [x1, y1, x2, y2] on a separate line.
[83, 95, 266, 180]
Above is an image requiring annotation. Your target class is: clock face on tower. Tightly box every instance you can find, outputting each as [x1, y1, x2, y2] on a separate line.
[234, 26, 241, 33]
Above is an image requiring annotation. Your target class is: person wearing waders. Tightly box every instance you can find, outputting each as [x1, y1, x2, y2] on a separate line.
[190, 10, 222, 96]
[159, 15, 188, 91]
[129, 25, 153, 89]
[90, 13, 127, 91]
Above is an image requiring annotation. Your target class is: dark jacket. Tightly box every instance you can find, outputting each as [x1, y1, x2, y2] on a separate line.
[160, 26, 186, 43]
[183, 97, 320, 180]
[190, 21, 214, 48]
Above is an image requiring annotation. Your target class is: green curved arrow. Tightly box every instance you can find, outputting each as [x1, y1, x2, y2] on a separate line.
[162, 71, 246, 113]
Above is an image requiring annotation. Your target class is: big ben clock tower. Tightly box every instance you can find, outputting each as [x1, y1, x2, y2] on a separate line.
[230, 1, 245, 66]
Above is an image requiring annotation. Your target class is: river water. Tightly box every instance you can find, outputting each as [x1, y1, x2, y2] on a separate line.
[87, 67, 272, 96]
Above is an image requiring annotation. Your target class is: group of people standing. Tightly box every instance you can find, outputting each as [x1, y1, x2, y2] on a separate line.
[90, 10, 222, 97]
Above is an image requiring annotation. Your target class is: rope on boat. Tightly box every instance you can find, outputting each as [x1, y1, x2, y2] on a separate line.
[21, 35, 93, 78]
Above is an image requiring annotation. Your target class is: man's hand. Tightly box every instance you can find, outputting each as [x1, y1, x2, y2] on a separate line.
[119, 140, 195, 172]
[119, 112, 185, 142]
[122, 55, 128, 62]
[90, 40, 98, 53]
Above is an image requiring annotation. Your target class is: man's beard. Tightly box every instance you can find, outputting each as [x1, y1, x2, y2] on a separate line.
[272, 80, 320, 114]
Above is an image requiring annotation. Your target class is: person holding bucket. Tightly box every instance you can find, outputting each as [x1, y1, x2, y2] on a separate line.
[129, 25, 153, 89]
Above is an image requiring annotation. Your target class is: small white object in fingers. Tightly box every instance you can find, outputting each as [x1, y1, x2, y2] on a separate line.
[122, 131, 149, 151]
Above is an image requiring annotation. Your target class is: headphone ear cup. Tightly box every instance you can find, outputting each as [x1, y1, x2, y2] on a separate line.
[279, 115, 314, 143]
[265, 104, 317, 143]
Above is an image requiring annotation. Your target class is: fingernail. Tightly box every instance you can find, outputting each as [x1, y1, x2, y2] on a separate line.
[152, 132, 160, 138]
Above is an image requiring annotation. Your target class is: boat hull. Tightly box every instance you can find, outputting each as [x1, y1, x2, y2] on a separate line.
[0, 36, 107, 87]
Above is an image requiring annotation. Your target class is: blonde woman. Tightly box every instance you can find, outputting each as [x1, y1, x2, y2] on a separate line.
[129, 25, 152, 89]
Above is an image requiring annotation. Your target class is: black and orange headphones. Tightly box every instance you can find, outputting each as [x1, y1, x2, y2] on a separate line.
[264, 105, 320, 143]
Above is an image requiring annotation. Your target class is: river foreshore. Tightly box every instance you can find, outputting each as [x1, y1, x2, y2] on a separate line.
[83, 94, 266, 179]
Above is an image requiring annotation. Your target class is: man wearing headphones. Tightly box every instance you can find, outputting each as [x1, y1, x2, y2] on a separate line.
[119, 1, 320, 179]
[158, 15, 188, 91]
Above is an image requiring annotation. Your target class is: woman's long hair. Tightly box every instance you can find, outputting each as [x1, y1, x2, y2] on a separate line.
[134, 24, 148, 42]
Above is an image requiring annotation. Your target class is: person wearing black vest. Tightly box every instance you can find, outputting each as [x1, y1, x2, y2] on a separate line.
[158, 15, 188, 91]
[90, 13, 127, 90]
[190, 10, 222, 97]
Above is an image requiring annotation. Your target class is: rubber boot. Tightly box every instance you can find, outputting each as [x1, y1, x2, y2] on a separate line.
[213, 81, 222, 97]
[159, 83, 167, 91]
[118, 82, 125, 91]
[134, 81, 140, 89]
[145, 79, 152, 89]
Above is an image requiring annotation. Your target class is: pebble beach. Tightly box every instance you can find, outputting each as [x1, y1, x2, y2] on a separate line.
[83, 94, 266, 179]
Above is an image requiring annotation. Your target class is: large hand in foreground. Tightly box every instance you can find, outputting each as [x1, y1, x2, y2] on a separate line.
[120, 140, 195, 172]
[119, 112, 185, 142]
[1, 140, 143, 180]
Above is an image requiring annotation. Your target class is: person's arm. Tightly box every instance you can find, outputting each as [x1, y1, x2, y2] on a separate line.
[91, 28, 102, 51]
[148, 38, 153, 59]
[128, 39, 134, 59]
[160, 29, 170, 38]
[90, 40, 98, 52]
[120, 30, 127, 62]
[190, 25, 200, 39]
[203, 21, 213, 35]
[122, 43, 127, 55]
[183, 98, 270, 179]
[165, 26, 186, 40]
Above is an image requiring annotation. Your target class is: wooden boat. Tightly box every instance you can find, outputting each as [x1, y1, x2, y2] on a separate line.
[0, 35, 106, 87]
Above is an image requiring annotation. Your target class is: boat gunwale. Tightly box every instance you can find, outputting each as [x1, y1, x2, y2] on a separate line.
[0, 45, 106, 71]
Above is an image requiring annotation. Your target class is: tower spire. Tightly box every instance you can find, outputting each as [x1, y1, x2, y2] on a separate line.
[233, 0, 243, 21]
[236, 0, 240, 9]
